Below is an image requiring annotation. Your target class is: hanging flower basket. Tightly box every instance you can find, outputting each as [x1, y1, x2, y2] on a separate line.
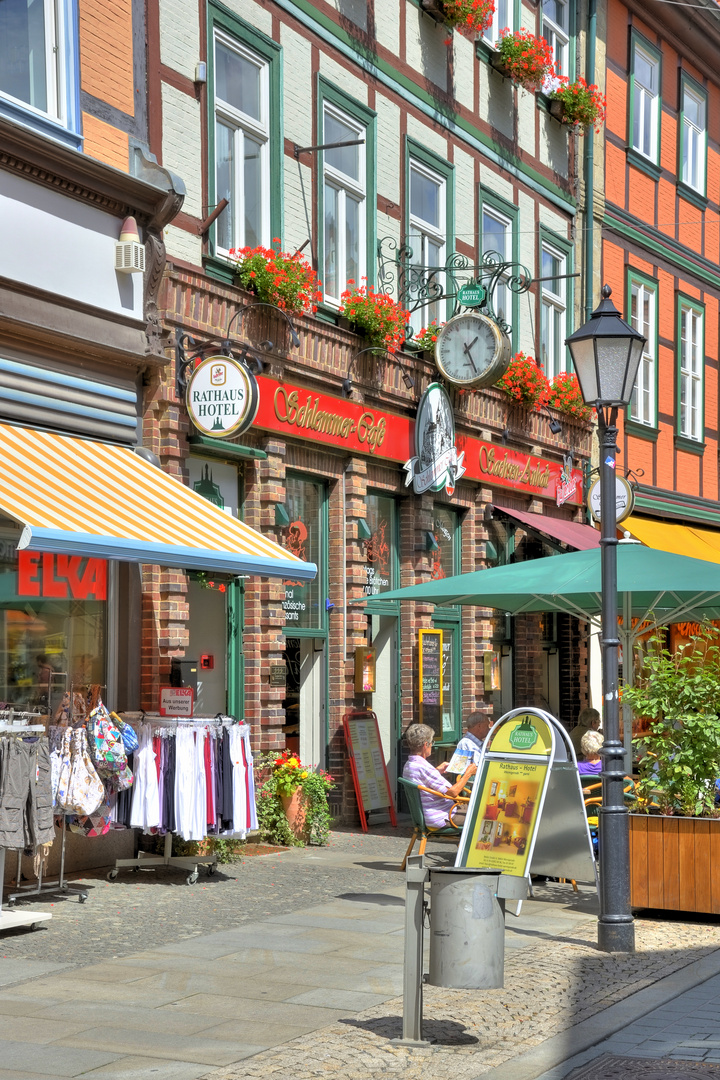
[228, 241, 321, 315]
[339, 282, 409, 353]
[548, 77, 607, 133]
[410, 320, 445, 356]
[496, 351, 549, 408]
[546, 372, 593, 420]
[421, 0, 495, 36]
[495, 29, 556, 91]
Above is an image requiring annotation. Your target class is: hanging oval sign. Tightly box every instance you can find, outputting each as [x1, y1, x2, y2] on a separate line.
[186, 355, 260, 438]
[403, 382, 466, 496]
[587, 475, 635, 524]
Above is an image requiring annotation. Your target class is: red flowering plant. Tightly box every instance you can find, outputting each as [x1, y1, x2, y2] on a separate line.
[437, 0, 495, 35]
[411, 320, 445, 351]
[496, 351, 550, 407]
[546, 372, 593, 420]
[549, 77, 607, 133]
[339, 281, 410, 353]
[229, 240, 321, 315]
[496, 29, 555, 90]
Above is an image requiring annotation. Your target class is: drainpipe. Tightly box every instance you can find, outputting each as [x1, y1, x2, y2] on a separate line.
[584, 0, 597, 321]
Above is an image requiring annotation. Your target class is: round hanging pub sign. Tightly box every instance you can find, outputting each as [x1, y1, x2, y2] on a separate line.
[186, 355, 260, 438]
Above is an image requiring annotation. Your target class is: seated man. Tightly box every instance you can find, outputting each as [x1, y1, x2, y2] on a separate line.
[445, 711, 492, 775]
[570, 707, 601, 758]
[403, 723, 476, 828]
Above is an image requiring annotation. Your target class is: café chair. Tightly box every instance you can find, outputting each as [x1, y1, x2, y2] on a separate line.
[398, 776, 469, 871]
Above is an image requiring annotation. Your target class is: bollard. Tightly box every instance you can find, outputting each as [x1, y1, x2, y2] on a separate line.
[393, 854, 430, 1046]
[427, 868, 505, 990]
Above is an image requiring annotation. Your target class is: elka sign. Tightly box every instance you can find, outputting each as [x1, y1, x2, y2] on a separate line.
[186, 355, 259, 438]
[18, 551, 107, 600]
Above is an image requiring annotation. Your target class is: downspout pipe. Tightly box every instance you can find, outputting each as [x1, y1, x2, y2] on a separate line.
[584, 0, 597, 321]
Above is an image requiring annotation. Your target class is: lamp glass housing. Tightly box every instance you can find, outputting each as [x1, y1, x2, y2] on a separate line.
[566, 287, 646, 408]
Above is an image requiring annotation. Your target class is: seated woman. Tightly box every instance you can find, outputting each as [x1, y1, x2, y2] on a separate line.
[578, 729, 603, 775]
[403, 723, 476, 827]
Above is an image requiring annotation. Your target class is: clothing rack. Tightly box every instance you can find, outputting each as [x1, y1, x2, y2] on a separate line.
[0, 723, 53, 933]
[105, 715, 235, 885]
[6, 814, 89, 907]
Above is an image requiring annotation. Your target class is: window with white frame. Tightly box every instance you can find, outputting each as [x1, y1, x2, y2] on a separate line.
[679, 303, 703, 441]
[632, 42, 660, 162]
[482, 206, 512, 327]
[0, 0, 64, 123]
[214, 31, 270, 253]
[408, 160, 446, 330]
[542, 0, 569, 78]
[681, 82, 706, 194]
[484, 0, 514, 47]
[540, 244, 566, 379]
[322, 104, 366, 306]
[629, 279, 656, 426]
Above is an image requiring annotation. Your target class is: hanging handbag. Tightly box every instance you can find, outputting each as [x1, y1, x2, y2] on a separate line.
[59, 729, 105, 816]
[87, 703, 129, 776]
[110, 713, 139, 753]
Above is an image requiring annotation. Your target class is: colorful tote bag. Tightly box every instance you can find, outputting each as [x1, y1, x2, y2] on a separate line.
[87, 704, 128, 776]
[59, 729, 105, 816]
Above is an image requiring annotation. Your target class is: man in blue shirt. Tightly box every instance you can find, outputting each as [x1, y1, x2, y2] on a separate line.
[445, 712, 492, 776]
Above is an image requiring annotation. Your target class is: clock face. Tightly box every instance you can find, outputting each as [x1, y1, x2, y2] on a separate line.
[435, 313, 507, 387]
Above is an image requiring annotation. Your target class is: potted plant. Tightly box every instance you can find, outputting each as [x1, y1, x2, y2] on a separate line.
[492, 29, 556, 91]
[548, 77, 607, 132]
[420, 0, 495, 36]
[339, 281, 409, 353]
[623, 627, 720, 913]
[410, 320, 445, 359]
[546, 372, 593, 420]
[229, 240, 321, 315]
[496, 351, 549, 408]
[255, 750, 335, 846]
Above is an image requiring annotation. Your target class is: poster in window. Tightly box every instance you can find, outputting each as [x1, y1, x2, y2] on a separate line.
[431, 505, 458, 580]
[283, 478, 322, 628]
[363, 495, 396, 596]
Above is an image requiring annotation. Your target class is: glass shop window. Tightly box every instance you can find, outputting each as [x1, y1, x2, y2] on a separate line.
[282, 476, 323, 628]
[0, 538, 107, 714]
[431, 505, 459, 579]
[363, 494, 397, 596]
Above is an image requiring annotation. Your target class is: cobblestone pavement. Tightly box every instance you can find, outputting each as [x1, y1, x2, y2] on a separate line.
[0, 828, 405, 966]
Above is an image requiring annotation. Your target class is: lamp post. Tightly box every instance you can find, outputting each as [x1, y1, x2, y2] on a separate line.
[566, 285, 646, 954]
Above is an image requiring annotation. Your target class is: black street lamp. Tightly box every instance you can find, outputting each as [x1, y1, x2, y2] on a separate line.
[566, 285, 646, 955]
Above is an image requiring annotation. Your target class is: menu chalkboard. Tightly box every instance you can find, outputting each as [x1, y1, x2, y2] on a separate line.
[419, 629, 443, 734]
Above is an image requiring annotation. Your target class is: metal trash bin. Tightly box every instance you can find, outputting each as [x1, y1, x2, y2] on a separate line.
[427, 867, 505, 989]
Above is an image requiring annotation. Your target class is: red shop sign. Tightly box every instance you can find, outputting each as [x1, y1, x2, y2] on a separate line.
[18, 551, 108, 601]
[252, 377, 582, 505]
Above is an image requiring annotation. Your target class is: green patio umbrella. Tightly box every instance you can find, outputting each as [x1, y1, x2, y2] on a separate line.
[361, 540, 720, 762]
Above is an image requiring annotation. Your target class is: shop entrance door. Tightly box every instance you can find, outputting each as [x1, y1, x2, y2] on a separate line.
[187, 579, 227, 715]
[370, 614, 398, 797]
[283, 637, 325, 769]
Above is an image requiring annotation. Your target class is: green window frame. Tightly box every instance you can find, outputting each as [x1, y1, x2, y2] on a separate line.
[625, 268, 659, 433]
[317, 77, 377, 308]
[479, 187, 519, 351]
[538, 225, 573, 379]
[281, 473, 329, 637]
[628, 31, 662, 177]
[679, 73, 708, 204]
[205, 2, 283, 284]
[676, 293, 705, 448]
[405, 137, 455, 330]
[541, 0, 576, 80]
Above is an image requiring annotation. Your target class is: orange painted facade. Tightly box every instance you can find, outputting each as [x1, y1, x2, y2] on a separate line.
[603, 0, 720, 523]
[78, 0, 137, 173]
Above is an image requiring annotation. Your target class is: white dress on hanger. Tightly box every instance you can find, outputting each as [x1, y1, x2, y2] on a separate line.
[129, 723, 160, 831]
[174, 726, 207, 841]
[228, 724, 258, 839]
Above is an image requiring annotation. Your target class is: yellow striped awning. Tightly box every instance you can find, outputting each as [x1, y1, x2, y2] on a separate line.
[624, 515, 720, 566]
[0, 424, 316, 580]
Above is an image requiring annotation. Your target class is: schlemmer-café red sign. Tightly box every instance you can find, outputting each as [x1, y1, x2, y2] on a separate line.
[252, 375, 582, 504]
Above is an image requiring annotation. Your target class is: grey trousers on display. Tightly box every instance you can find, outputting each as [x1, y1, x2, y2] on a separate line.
[0, 738, 55, 850]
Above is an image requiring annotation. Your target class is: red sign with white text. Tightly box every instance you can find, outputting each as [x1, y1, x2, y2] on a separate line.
[18, 551, 108, 601]
[252, 377, 582, 504]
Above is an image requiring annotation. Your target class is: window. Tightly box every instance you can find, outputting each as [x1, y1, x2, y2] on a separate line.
[0, 0, 80, 148]
[681, 79, 707, 195]
[408, 160, 446, 329]
[214, 32, 270, 253]
[322, 103, 365, 305]
[362, 495, 397, 596]
[542, 0, 569, 78]
[482, 206, 512, 329]
[629, 277, 657, 427]
[631, 40, 660, 163]
[282, 477, 324, 629]
[678, 301, 704, 442]
[540, 243, 566, 379]
[484, 0, 514, 46]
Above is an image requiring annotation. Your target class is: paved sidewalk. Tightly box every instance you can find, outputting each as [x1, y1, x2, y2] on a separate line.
[0, 830, 719, 1079]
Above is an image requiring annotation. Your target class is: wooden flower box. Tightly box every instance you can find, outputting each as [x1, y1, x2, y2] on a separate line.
[629, 813, 720, 914]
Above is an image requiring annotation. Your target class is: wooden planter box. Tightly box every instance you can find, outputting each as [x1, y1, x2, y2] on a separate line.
[629, 813, 720, 914]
